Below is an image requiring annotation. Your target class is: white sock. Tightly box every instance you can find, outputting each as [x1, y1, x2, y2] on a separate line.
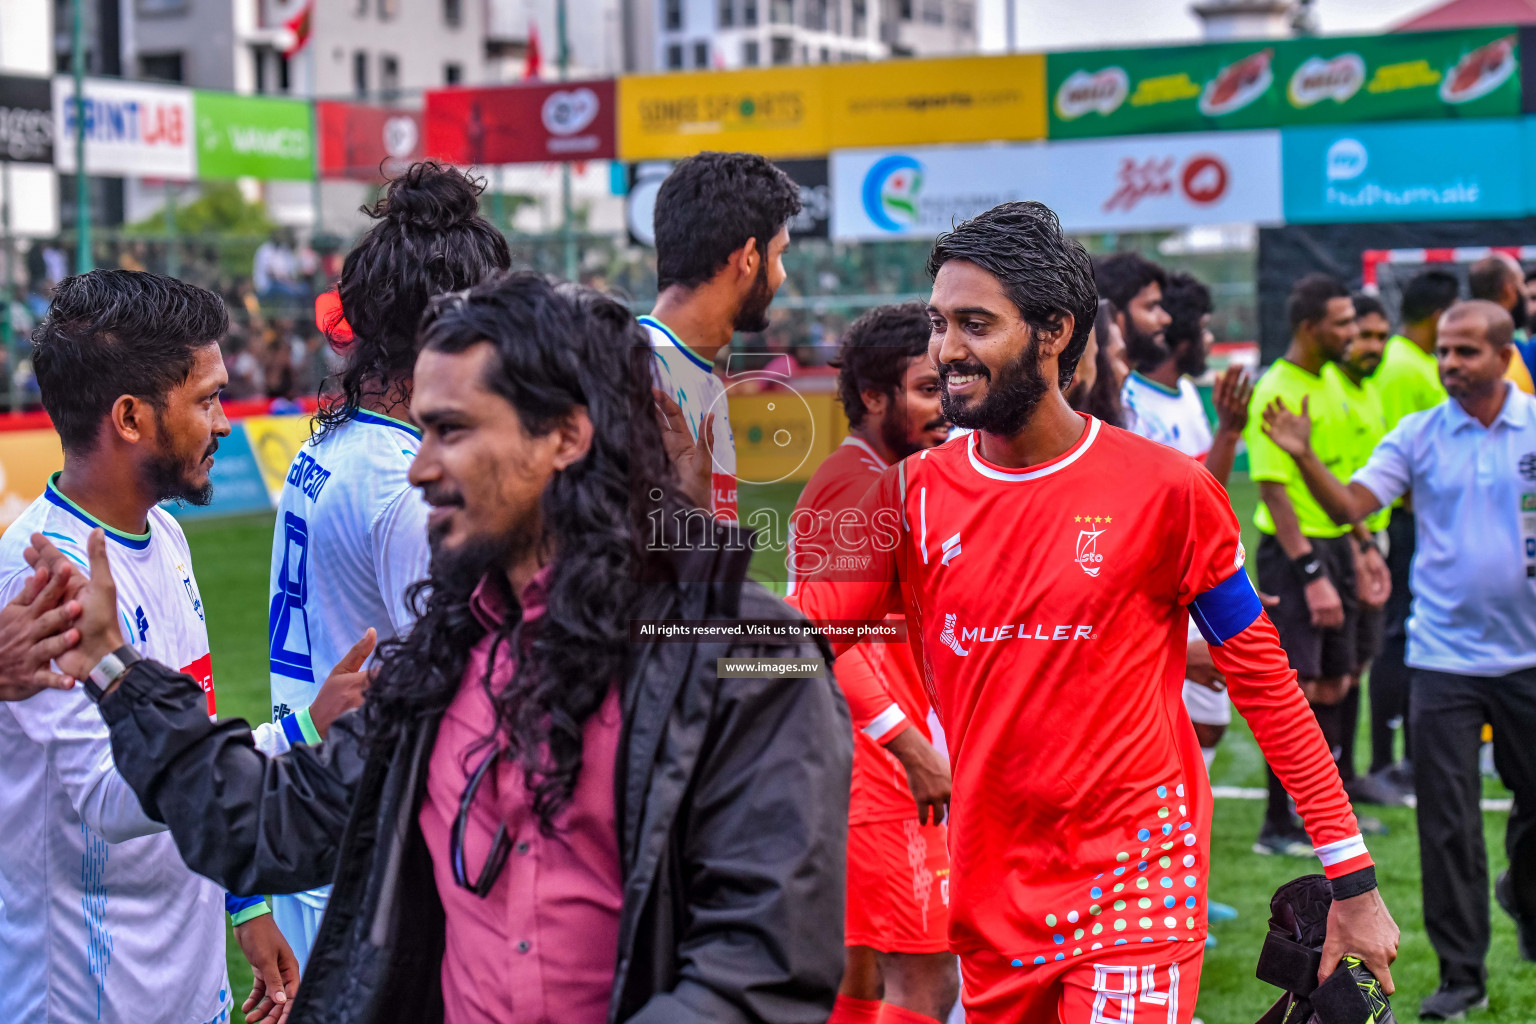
[1202, 746, 1217, 772]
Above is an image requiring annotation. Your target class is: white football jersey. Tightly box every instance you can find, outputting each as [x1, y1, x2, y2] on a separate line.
[268, 410, 428, 721]
[1121, 372, 1214, 459]
[0, 477, 234, 1024]
[641, 316, 739, 520]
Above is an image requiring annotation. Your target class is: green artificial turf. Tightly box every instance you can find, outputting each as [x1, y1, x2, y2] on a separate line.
[182, 477, 1536, 1020]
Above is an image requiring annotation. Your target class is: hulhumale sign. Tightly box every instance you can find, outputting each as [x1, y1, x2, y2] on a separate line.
[194, 92, 313, 180]
[1281, 118, 1525, 223]
[53, 76, 194, 179]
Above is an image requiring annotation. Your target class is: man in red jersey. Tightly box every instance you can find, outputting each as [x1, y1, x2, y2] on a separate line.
[790, 303, 957, 1024]
[789, 202, 1399, 1023]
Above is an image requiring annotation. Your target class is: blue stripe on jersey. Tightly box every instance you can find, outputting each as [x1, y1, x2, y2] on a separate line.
[639, 315, 713, 373]
[43, 474, 152, 549]
[353, 409, 423, 440]
[225, 892, 264, 915]
[41, 532, 89, 568]
[1189, 569, 1263, 647]
[280, 713, 306, 747]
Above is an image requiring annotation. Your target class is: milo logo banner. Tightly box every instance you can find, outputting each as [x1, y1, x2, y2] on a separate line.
[1049, 27, 1521, 138]
[1277, 27, 1518, 124]
[1049, 41, 1281, 138]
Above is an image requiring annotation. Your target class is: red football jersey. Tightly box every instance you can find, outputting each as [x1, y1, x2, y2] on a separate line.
[790, 415, 1369, 966]
[790, 436, 934, 825]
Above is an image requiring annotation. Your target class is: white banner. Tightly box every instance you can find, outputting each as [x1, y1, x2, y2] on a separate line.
[831, 131, 1283, 241]
[53, 77, 195, 180]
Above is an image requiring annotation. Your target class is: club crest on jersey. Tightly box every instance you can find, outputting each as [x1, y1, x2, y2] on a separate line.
[1073, 514, 1112, 577]
[177, 562, 204, 622]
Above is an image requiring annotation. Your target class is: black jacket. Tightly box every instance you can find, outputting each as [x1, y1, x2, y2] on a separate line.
[100, 542, 851, 1024]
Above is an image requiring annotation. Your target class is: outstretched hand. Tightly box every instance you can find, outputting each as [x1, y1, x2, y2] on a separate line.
[653, 388, 716, 510]
[308, 628, 377, 738]
[24, 530, 125, 684]
[0, 561, 83, 699]
[234, 912, 301, 1024]
[1212, 364, 1254, 435]
[1261, 396, 1314, 459]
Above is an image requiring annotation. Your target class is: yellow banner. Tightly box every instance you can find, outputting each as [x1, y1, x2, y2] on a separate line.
[619, 66, 827, 160]
[825, 54, 1046, 148]
[0, 430, 63, 528]
[729, 389, 848, 486]
[242, 415, 315, 502]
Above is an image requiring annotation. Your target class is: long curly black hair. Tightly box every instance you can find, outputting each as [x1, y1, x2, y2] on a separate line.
[362, 273, 691, 832]
[313, 161, 511, 439]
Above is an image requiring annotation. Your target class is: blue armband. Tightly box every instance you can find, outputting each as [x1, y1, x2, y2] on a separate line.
[1189, 570, 1263, 647]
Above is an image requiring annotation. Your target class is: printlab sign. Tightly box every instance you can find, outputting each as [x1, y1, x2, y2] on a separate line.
[53, 76, 195, 179]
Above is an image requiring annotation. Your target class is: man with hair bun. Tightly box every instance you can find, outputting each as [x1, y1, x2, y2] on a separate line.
[791, 202, 1398, 1022]
[265, 161, 511, 965]
[642, 151, 802, 519]
[790, 302, 957, 1024]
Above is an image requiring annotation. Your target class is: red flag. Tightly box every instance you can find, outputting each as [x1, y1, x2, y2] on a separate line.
[283, 1, 314, 58]
[524, 21, 542, 80]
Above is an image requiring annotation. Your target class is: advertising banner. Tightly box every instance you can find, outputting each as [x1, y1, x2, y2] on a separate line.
[1274, 27, 1519, 125]
[1048, 41, 1280, 138]
[618, 66, 825, 160]
[53, 76, 195, 179]
[0, 429, 61, 529]
[1281, 118, 1526, 223]
[242, 414, 315, 503]
[316, 101, 422, 180]
[626, 156, 829, 246]
[194, 91, 313, 181]
[824, 54, 1046, 148]
[0, 75, 52, 164]
[831, 131, 1282, 241]
[425, 79, 616, 165]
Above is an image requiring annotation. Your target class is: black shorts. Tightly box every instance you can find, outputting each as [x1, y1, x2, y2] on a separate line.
[1257, 533, 1360, 681]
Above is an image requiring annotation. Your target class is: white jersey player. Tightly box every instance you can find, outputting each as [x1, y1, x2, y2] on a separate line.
[0, 476, 294, 1023]
[1121, 371, 1232, 762]
[266, 409, 429, 962]
[641, 315, 739, 521]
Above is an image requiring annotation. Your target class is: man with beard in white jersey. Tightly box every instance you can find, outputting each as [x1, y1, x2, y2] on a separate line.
[267, 162, 511, 965]
[0, 270, 367, 1024]
[643, 152, 802, 519]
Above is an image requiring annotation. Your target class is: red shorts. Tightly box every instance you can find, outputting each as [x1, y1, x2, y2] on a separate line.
[960, 940, 1204, 1024]
[845, 818, 950, 954]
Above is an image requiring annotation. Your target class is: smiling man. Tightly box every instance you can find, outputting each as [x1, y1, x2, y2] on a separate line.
[788, 202, 1398, 1023]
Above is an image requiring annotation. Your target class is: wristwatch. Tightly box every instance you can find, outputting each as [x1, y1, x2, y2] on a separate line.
[84, 645, 143, 704]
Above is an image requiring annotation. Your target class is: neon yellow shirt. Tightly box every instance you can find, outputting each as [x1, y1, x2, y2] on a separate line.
[1375, 335, 1446, 431]
[1324, 363, 1391, 533]
[1245, 358, 1353, 539]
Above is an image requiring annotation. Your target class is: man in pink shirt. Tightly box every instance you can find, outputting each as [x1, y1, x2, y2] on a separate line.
[58, 273, 853, 1024]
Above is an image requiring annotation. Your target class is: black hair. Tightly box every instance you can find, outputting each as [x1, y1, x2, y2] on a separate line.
[1286, 273, 1350, 333]
[832, 302, 931, 428]
[1093, 251, 1167, 314]
[31, 269, 228, 453]
[313, 161, 511, 439]
[1161, 271, 1212, 350]
[1399, 269, 1461, 325]
[363, 272, 689, 832]
[653, 152, 802, 292]
[1082, 298, 1126, 428]
[1351, 293, 1388, 322]
[1467, 254, 1520, 304]
[925, 201, 1098, 388]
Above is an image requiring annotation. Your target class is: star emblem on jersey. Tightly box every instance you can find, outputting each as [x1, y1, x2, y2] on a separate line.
[1073, 514, 1111, 577]
[939, 613, 970, 656]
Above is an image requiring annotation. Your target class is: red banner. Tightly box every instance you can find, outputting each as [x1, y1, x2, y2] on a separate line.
[316, 101, 423, 181]
[424, 80, 616, 165]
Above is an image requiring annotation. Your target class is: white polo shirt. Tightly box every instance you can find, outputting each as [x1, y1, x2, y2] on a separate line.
[1353, 382, 1536, 677]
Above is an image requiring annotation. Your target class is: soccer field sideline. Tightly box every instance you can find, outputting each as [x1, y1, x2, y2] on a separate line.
[184, 483, 1535, 1021]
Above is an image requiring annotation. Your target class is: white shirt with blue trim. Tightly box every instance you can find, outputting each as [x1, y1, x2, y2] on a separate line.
[0, 479, 243, 1024]
[1122, 372, 1214, 459]
[1352, 383, 1536, 677]
[641, 315, 739, 520]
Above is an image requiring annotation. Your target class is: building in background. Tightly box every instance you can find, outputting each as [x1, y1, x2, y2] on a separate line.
[630, 0, 978, 73]
[1191, 0, 1313, 40]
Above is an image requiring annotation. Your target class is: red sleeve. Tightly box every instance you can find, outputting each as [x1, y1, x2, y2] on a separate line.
[786, 465, 904, 658]
[1180, 466, 1373, 878]
[832, 643, 909, 744]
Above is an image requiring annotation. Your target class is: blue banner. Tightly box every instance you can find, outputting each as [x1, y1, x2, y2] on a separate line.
[1281, 118, 1526, 223]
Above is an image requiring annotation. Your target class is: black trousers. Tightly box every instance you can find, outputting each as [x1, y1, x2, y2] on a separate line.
[1411, 667, 1536, 989]
[1371, 511, 1416, 772]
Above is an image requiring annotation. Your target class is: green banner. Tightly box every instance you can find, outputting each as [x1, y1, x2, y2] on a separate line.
[1049, 41, 1282, 138]
[1048, 27, 1521, 138]
[194, 91, 313, 180]
[1275, 27, 1519, 124]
